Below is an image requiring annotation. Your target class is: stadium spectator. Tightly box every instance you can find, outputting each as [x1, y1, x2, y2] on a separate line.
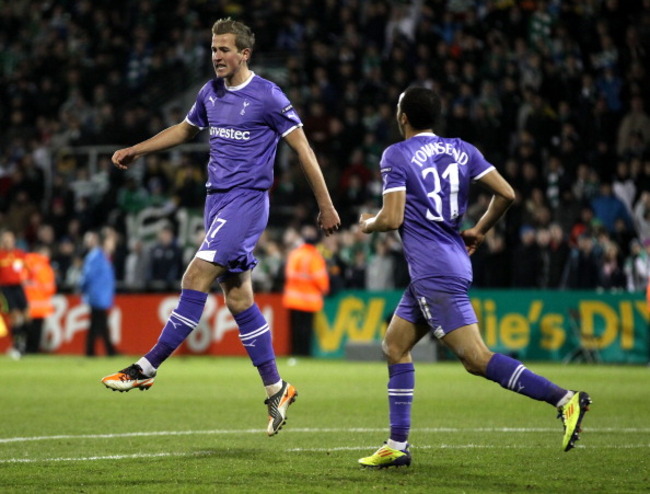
[365, 238, 396, 291]
[100, 18, 340, 439]
[123, 239, 149, 293]
[23, 244, 56, 353]
[617, 96, 650, 157]
[1, 1, 649, 295]
[79, 230, 118, 357]
[633, 191, 650, 242]
[547, 222, 571, 288]
[562, 233, 601, 290]
[357, 87, 590, 469]
[590, 181, 636, 234]
[282, 225, 329, 357]
[511, 225, 541, 288]
[598, 241, 627, 291]
[146, 225, 183, 292]
[0, 230, 29, 359]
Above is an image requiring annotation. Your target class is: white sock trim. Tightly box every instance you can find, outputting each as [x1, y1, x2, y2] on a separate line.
[387, 439, 408, 451]
[556, 390, 575, 408]
[136, 357, 156, 378]
[265, 379, 283, 397]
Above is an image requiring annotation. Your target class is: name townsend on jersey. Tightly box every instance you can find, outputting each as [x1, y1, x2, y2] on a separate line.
[410, 142, 469, 167]
[209, 126, 251, 140]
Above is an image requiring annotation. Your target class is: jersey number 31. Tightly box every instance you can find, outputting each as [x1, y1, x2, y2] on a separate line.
[422, 162, 459, 222]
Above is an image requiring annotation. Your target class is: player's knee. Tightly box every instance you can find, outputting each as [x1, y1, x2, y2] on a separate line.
[181, 267, 201, 290]
[381, 338, 407, 363]
[460, 349, 492, 376]
[226, 299, 251, 315]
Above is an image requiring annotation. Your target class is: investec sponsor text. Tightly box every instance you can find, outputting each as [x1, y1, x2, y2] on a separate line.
[209, 126, 251, 140]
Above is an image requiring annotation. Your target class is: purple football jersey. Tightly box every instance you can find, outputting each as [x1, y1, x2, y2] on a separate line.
[380, 132, 495, 282]
[185, 73, 302, 190]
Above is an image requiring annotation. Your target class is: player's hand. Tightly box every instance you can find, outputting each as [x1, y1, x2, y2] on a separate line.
[460, 227, 485, 256]
[111, 147, 138, 170]
[318, 206, 341, 236]
[359, 213, 374, 234]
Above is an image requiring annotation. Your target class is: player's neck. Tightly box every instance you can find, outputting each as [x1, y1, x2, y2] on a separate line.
[404, 127, 434, 140]
[225, 67, 253, 88]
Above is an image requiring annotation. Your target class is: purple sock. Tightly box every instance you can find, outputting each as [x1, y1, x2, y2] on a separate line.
[486, 354, 567, 405]
[144, 289, 207, 369]
[235, 304, 280, 386]
[388, 363, 415, 444]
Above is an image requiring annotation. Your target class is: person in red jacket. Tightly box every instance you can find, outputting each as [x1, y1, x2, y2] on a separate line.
[282, 225, 329, 356]
[23, 245, 56, 353]
[0, 230, 29, 358]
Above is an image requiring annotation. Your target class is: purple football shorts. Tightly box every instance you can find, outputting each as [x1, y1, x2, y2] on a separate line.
[394, 276, 478, 338]
[196, 188, 269, 281]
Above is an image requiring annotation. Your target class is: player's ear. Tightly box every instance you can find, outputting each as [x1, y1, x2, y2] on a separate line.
[240, 48, 251, 62]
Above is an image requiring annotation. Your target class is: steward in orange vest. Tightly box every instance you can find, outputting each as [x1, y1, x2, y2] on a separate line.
[282, 227, 329, 356]
[23, 246, 56, 353]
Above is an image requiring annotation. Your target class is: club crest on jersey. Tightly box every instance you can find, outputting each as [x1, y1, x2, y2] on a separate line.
[241, 100, 250, 115]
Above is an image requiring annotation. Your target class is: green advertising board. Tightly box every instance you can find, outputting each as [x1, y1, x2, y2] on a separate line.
[314, 289, 649, 363]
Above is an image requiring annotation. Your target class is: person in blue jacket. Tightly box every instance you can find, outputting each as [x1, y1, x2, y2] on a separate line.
[80, 230, 118, 356]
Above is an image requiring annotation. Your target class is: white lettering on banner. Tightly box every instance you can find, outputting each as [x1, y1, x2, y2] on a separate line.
[157, 295, 275, 352]
[109, 309, 121, 344]
[213, 300, 274, 344]
[214, 302, 239, 343]
[37, 294, 276, 354]
[41, 295, 121, 352]
[41, 295, 68, 351]
[158, 296, 179, 322]
[64, 304, 89, 343]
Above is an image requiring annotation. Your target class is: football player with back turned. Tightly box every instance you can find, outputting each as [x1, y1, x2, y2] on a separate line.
[358, 87, 591, 468]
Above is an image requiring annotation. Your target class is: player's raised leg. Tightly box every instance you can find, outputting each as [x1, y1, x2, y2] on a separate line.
[443, 323, 592, 451]
[102, 258, 220, 392]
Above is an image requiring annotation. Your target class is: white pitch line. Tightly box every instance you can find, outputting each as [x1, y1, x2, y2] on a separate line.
[1, 427, 650, 444]
[287, 444, 650, 452]
[0, 451, 213, 464]
[2, 443, 650, 464]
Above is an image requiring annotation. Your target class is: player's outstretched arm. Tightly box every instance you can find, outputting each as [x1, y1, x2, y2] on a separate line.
[283, 128, 341, 235]
[461, 169, 515, 255]
[112, 121, 200, 170]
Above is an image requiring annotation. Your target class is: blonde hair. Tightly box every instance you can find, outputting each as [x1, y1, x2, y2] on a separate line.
[212, 17, 255, 53]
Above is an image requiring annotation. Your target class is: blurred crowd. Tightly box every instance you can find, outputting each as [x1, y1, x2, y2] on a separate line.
[1, 0, 650, 297]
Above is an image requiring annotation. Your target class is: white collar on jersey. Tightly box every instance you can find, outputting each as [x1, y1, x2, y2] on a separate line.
[225, 71, 256, 91]
[413, 131, 437, 137]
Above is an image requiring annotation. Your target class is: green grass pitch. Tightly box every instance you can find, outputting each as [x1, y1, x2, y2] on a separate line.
[0, 355, 648, 493]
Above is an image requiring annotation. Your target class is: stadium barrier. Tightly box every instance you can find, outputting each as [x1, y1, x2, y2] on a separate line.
[1, 290, 647, 363]
[0, 293, 288, 357]
[314, 289, 649, 364]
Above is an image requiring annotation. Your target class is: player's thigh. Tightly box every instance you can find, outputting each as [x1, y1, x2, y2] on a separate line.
[442, 323, 493, 374]
[182, 257, 225, 292]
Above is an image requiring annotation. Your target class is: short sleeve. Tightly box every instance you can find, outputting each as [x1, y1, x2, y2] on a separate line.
[464, 142, 495, 180]
[265, 85, 303, 137]
[185, 84, 210, 129]
[380, 145, 407, 195]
